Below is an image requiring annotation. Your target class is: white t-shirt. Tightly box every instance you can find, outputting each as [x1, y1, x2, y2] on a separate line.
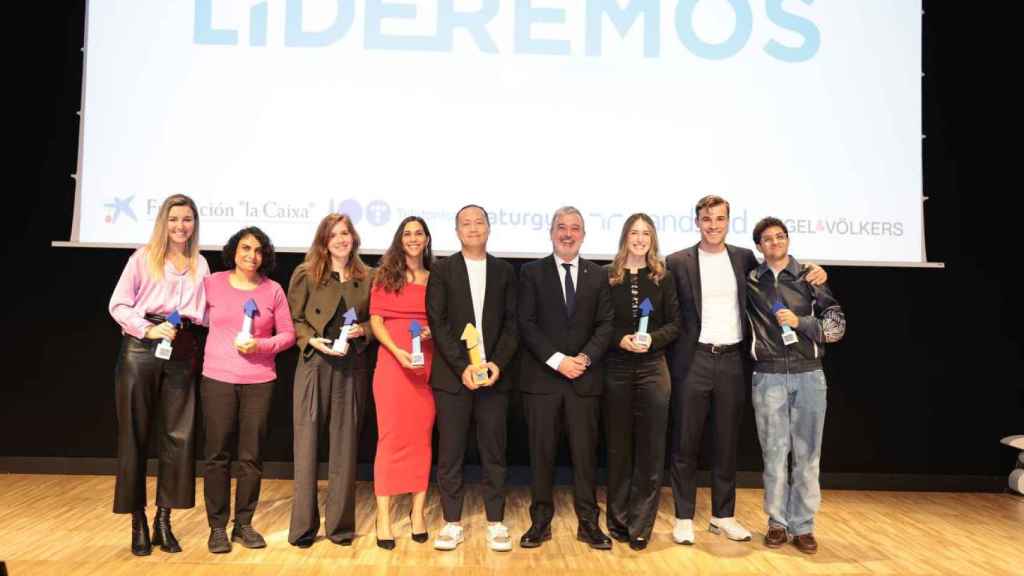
[465, 256, 488, 360]
[697, 248, 742, 345]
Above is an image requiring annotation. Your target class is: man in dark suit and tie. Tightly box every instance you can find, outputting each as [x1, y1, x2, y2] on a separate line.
[517, 206, 615, 550]
[426, 205, 519, 552]
[666, 195, 826, 545]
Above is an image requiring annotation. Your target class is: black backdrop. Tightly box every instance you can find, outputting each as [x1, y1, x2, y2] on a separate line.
[4, 1, 1021, 487]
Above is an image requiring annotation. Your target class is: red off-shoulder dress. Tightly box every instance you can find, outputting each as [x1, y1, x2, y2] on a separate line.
[369, 283, 435, 496]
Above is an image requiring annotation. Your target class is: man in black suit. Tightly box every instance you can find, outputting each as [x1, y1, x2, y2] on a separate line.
[517, 206, 615, 550]
[666, 195, 826, 545]
[427, 205, 519, 552]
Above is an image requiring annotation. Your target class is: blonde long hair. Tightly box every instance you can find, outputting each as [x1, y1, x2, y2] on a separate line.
[302, 213, 369, 285]
[144, 194, 201, 279]
[608, 213, 665, 286]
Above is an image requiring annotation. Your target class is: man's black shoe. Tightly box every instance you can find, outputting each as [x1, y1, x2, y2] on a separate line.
[519, 524, 552, 548]
[576, 523, 612, 550]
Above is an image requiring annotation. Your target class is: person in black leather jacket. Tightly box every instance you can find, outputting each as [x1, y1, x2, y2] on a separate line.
[745, 217, 846, 555]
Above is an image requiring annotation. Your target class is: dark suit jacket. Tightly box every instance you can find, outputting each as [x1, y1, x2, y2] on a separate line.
[426, 253, 519, 394]
[606, 266, 681, 359]
[518, 255, 614, 396]
[286, 263, 375, 361]
[665, 244, 757, 382]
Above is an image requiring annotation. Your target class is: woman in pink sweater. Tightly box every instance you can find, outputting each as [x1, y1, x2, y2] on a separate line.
[200, 226, 295, 554]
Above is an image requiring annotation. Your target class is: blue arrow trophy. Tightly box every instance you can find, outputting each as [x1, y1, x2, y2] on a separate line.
[634, 297, 653, 347]
[331, 307, 358, 355]
[409, 320, 425, 367]
[235, 298, 258, 345]
[155, 310, 181, 360]
[771, 300, 799, 346]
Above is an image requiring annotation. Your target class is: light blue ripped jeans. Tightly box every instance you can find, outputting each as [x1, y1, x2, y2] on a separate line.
[751, 370, 827, 536]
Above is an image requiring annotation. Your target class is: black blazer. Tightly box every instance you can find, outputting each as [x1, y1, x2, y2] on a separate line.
[606, 266, 681, 360]
[426, 253, 519, 394]
[665, 244, 757, 382]
[518, 255, 614, 397]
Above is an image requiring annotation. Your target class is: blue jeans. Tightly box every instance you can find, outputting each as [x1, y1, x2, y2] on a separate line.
[751, 370, 827, 536]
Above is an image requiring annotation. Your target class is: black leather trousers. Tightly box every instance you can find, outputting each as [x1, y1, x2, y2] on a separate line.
[112, 334, 198, 514]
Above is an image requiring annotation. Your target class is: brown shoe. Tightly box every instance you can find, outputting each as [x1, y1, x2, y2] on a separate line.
[764, 525, 788, 548]
[793, 533, 818, 554]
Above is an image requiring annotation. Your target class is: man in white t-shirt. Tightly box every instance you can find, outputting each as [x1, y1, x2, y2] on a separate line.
[426, 205, 519, 552]
[665, 196, 826, 546]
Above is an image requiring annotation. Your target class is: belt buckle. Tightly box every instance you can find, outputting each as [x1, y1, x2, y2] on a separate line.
[710, 344, 722, 355]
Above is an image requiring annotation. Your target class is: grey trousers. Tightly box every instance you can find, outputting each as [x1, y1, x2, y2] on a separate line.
[288, 353, 368, 544]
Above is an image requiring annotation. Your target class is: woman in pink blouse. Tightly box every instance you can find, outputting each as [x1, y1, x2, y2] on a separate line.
[108, 194, 209, 556]
[200, 226, 295, 554]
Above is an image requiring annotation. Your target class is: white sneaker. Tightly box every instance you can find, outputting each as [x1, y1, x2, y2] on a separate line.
[672, 518, 695, 545]
[709, 516, 752, 542]
[486, 522, 513, 552]
[433, 522, 464, 551]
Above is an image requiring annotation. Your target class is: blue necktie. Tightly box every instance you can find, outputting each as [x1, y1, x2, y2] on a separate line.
[562, 263, 576, 317]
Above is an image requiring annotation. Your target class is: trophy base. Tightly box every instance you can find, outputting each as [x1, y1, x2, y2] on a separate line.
[235, 332, 254, 346]
[155, 341, 173, 360]
[634, 332, 651, 347]
[472, 368, 489, 385]
[332, 338, 350, 355]
[410, 352, 425, 368]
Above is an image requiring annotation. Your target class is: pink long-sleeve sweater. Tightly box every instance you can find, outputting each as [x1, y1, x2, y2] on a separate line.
[202, 271, 295, 384]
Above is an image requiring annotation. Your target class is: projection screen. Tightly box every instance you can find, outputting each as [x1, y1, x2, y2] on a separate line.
[71, 0, 924, 264]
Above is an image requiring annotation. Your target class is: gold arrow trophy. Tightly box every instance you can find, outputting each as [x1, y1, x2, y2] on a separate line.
[461, 323, 490, 386]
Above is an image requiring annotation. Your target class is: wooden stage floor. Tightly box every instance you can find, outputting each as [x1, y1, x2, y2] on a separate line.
[0, 475, 1021, 575]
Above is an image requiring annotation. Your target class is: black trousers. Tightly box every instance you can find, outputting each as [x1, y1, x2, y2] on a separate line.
[434, 387, 508, 523]
[113, 335, 197, 514]
[523, 386, 600, 528]
[289, 353, 368, 544]
[604, 354, 671, 540]
[670, 347, 745, 519]
[201, 377, 275, 528]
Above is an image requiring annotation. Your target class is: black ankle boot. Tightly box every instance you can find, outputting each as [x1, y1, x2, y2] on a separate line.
[131, 510, 152, 556]
[152, 507, 182, 553]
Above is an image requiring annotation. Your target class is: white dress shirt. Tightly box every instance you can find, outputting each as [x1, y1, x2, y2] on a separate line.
[546, 254, 581, 370]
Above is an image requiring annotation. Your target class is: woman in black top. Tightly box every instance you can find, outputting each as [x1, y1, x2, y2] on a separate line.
[604, 213, 681, 550]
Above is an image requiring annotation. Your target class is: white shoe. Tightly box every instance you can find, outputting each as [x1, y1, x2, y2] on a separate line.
[672, 518, 695, 545]
[709, 516, 752, 542]
[433, 522, 464, 551]
[486, 522, 513, 552]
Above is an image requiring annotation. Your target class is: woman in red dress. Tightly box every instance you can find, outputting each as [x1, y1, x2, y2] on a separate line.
[369, 216, 435, 550]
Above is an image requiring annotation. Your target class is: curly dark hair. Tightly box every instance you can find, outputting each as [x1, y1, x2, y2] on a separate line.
[752, 217, 788, 245]
[374, 216, 432, 293]
[222, 226, 276, 276]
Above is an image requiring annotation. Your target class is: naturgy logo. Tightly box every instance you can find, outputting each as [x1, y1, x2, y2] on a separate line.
[195, 0, 820, 63]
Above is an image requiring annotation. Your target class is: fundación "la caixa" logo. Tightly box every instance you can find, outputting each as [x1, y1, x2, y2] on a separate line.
[195, 0, 821, 63]
[104, 195, 138, 224]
